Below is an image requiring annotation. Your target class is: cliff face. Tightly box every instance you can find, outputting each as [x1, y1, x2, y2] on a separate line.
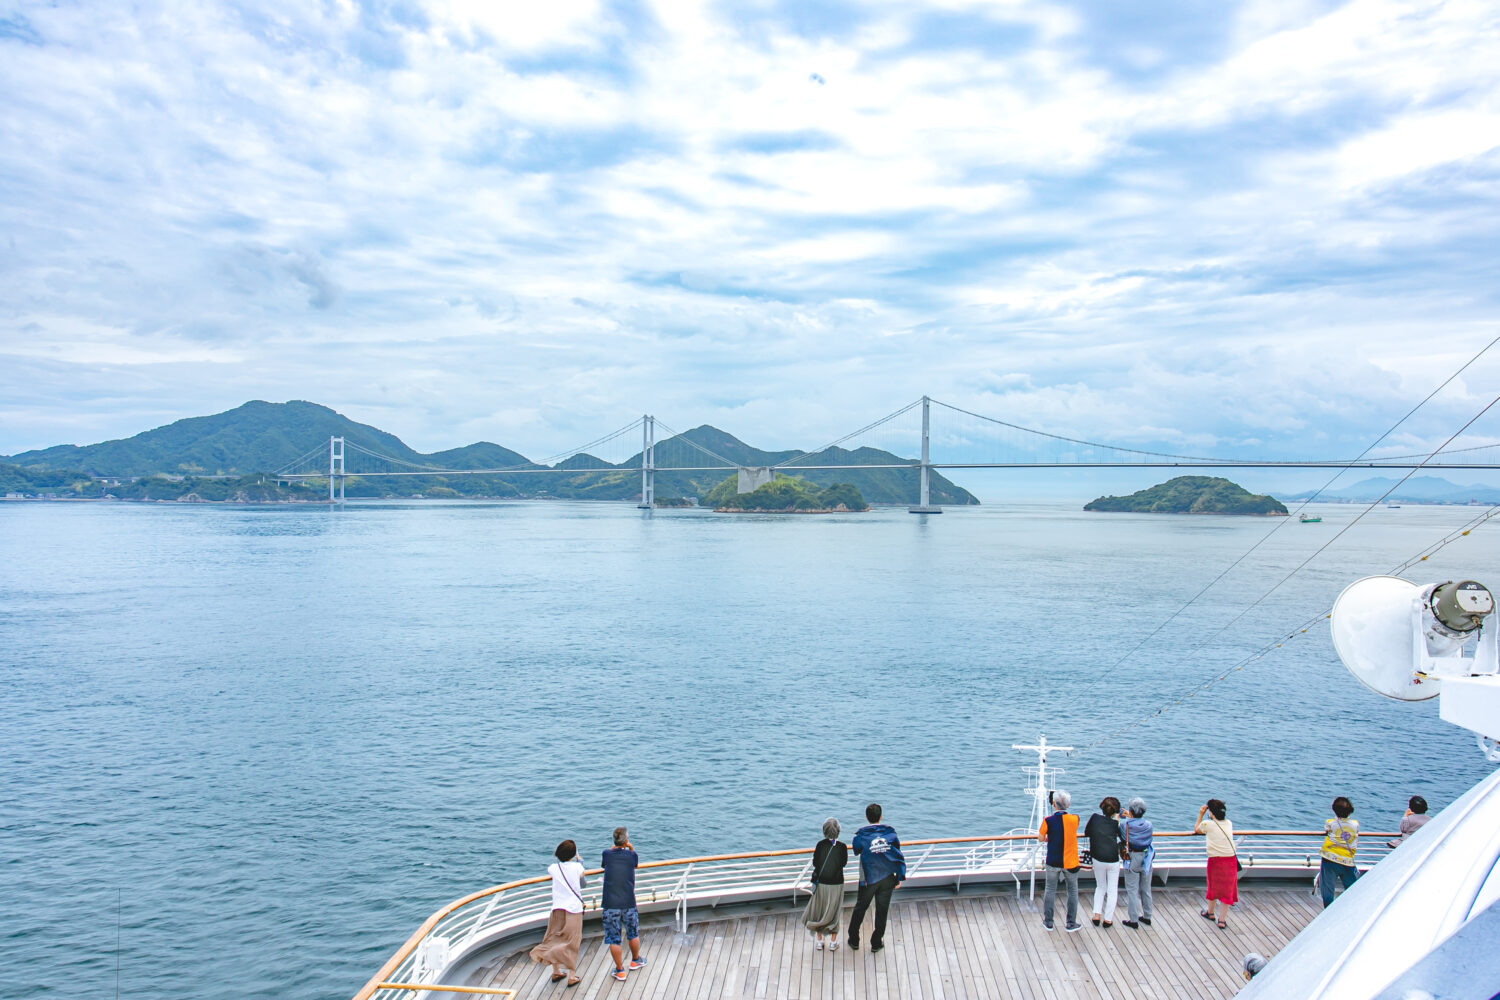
[1085, 476, 1289, 515]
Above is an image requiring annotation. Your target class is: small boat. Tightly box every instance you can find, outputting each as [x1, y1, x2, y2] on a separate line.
[1387, 504, 1402, 509]
[1300, 514, 1322, 522]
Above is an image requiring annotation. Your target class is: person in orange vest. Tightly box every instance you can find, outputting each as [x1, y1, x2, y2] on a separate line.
[1038, 790, 1082, 932]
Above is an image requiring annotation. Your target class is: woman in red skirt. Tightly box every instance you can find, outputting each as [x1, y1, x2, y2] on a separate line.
[1194, 799, 1238, 928]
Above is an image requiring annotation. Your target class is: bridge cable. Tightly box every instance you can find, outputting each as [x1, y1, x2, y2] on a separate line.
[1077, 379, 1500, 754]
[930, 398, 1500, 466]
[272, 443, 331, 477]
[334, 418, 646, 476]
[1079, 332, 1500, 688]
[650, 419, 742, 469]
[776, 399, 923, 468]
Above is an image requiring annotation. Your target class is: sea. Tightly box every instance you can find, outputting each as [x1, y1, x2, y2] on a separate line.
[1, 498, 1495, 999]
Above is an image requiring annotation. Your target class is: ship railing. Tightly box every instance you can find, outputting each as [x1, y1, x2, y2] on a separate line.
[353, 830, 1400, 1000]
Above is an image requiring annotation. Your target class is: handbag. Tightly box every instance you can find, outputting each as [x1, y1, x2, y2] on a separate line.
[1212, 819, 1243, 872]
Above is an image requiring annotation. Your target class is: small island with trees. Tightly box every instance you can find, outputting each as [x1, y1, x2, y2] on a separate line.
[1085, 476, 1288, 515]
[702, 475, 869, 512]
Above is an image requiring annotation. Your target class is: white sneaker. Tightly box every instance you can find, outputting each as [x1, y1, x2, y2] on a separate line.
[829, 940, 840, 951]
[815, 939, 824, 950]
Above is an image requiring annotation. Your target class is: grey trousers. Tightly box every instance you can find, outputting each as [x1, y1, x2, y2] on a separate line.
[1125, 852, 1153, 921]
[1043, 865, 1079, 925]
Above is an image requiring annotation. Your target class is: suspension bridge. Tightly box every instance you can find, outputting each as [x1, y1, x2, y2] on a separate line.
[273, 396, 1500, 509]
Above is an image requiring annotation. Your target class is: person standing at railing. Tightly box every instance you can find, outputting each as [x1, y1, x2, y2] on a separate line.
[1194, 799, 1238, 929]
[1387, 795, 1430, 849]
[602, 826, 646, 982]
[848, 803, 905, 953]
[802, 818, 848, 950]
[529, 840, 586, 988]
[1038, 789, 1082, 933]
[1084, 797, 1127, 927]
[1120, 798, 1154, 929]
[1319, 797, 1361, 908]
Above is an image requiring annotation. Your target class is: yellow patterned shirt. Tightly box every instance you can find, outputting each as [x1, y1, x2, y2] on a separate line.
[1321, 817, 1359, 865]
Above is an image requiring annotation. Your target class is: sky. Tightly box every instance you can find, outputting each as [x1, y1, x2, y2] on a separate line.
[3, 0, 1500, 484]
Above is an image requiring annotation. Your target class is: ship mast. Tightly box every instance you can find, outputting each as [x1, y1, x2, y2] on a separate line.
[1013, 735, 1073, 837]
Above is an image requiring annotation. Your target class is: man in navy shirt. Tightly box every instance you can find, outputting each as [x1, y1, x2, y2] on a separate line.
[847, 803, 906, 952]
[602, 826, 646, 981]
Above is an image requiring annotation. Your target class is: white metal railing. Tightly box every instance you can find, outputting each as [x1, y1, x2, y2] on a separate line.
[353, 830, 1399, 1000]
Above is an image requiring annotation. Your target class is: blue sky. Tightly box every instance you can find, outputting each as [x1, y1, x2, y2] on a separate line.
[2, 0, 1499, 484]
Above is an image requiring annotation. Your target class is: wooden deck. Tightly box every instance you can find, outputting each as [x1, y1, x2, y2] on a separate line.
[463, 883, 1321, 1000]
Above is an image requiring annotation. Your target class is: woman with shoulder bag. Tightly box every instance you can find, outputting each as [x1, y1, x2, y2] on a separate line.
[1193, 799, 1239, 929]
[802, 818, 849, 949]
[529, 839, 587, 987]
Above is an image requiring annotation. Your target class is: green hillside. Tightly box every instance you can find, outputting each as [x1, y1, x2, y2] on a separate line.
[3, 402, 980, 505]
[702, 475, 869, 511]
[6, 400, 429, 477]
[1085, 476, 1288, 515]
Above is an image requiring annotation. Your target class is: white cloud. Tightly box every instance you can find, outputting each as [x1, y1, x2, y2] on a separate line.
[1, 0, 1499, 467]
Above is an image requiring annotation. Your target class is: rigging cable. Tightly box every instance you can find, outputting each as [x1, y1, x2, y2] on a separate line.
[1080, 501, 1500, 752]
[1078, 384, 1500, 754]
[1080, 333, 1500, 691]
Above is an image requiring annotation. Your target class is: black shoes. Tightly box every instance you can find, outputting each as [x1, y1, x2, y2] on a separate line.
[1122, 920, 1139, 929]
[848, 938, 859, 950]
[871, 942, 884, 953]
[1140, 917, 1152, 926]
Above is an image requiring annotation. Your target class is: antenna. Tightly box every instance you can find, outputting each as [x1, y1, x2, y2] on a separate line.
[1013, 735, 1072, 836]
[1330, 575, 1500, 758]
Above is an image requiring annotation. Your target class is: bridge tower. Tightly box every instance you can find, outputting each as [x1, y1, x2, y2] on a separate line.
[908, 395, 942, 513]
[637, 415, 655, 509]
[329, 435, 345, 503]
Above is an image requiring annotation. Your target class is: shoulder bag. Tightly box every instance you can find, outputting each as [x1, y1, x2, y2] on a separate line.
[1212, 819, 1243, 872]
[811, 839, 844, 886]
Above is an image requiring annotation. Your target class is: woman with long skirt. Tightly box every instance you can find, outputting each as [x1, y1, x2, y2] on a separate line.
[802, 818, 848, 949]
[530, 839, 587, 987]
[1194, 799, 1239, 929]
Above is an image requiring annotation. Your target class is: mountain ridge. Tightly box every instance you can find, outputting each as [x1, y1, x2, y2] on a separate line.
[2, 401, 978, 505]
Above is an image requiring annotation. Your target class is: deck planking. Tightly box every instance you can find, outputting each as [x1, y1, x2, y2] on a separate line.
[467, 885, 1321, 999]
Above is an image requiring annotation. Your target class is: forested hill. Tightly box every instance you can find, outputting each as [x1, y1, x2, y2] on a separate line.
[3, 402, 979, 505]
[1085, 476, 1288, 515]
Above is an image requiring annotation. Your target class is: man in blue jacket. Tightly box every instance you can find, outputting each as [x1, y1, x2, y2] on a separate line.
[847, 802, 906, 952]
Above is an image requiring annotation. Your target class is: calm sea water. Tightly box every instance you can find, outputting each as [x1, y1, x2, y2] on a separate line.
[1, 498, 1495, 999]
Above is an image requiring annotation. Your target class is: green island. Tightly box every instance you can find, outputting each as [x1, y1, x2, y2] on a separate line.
[1084, 476, 1288, 515]
[702, 475, 869, 512]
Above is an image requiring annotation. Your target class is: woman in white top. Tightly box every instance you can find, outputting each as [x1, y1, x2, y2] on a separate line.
[529, 839, 587, 987]
[1193, 799, 1238, 929]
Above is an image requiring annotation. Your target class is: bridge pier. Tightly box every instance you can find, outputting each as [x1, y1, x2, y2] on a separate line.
[329, 435, 345, 503]
[637, 415, 655, 509]
[909, 396, 942, 513]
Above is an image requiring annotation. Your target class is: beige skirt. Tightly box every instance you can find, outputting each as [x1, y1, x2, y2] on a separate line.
[529, 908, 582, 971]
[802, 882, 843, 934]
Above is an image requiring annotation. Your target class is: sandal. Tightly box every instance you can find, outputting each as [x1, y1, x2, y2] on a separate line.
[1200, 909, 1215, 919]
[567, 978, 581, 988]
[1217, 920, 1227, 930]
[551, 974, 566, 982]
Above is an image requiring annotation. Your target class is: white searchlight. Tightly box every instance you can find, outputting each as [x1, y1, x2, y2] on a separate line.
[1330, 575, 1500, 758]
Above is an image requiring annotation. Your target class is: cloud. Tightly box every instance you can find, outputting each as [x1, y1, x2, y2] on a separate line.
[0, 0, 1499, 474]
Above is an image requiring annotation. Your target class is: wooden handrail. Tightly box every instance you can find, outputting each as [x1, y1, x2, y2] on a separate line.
[352, 828, 1399, 1000]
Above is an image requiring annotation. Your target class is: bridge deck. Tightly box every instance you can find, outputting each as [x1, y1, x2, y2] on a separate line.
[463, 883, 1320, 1000]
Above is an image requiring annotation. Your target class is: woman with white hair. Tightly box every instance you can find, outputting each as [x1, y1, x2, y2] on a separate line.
[802, 817, 848, 949]
[1121, 797, 1154, 928]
